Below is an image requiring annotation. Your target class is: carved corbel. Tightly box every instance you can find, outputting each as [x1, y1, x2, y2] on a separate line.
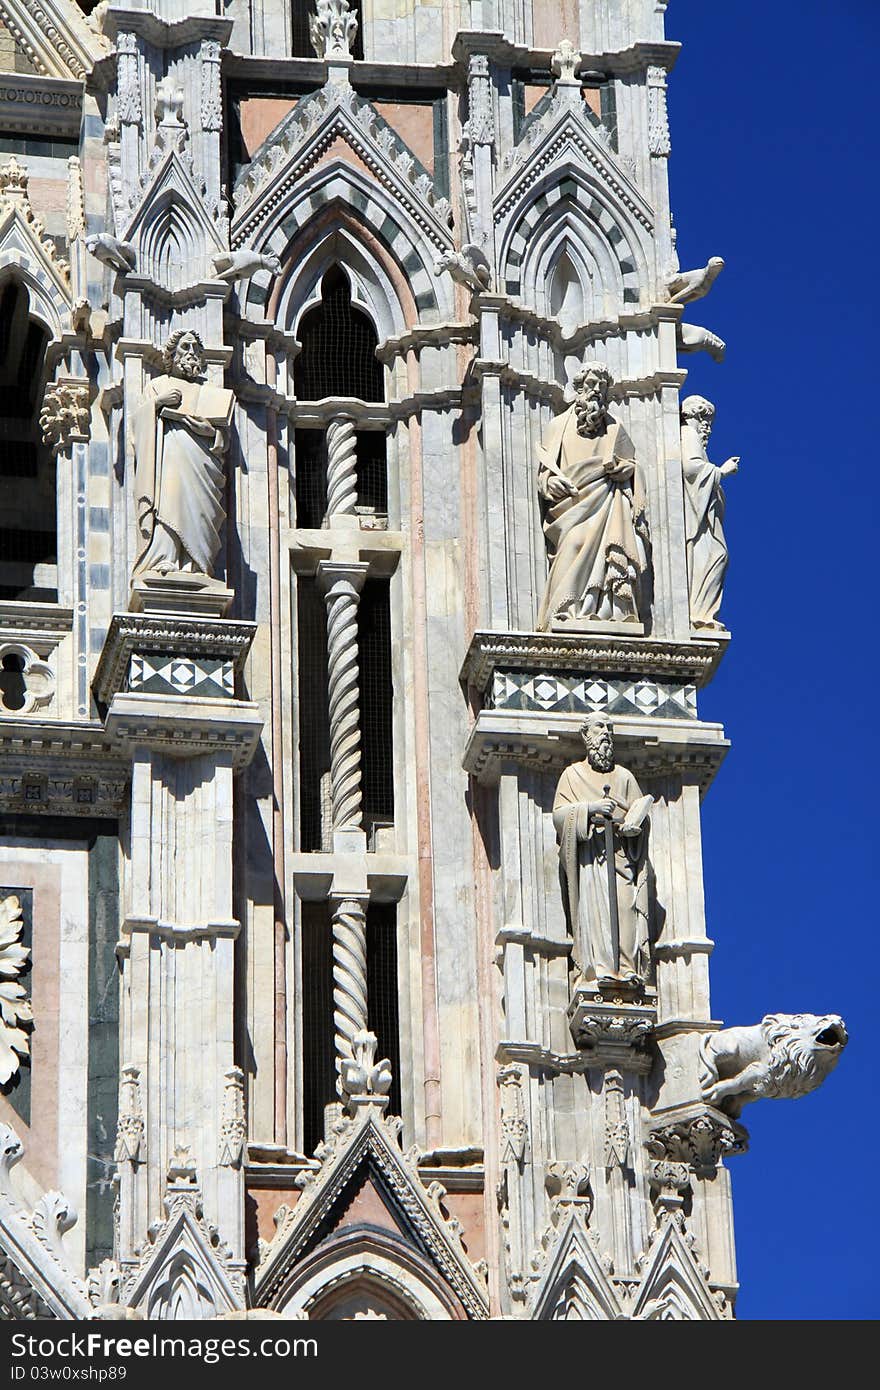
[40, 379, 91, 454]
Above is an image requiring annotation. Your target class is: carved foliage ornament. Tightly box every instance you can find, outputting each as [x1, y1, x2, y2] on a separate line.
[310, 0, 359, 60]
[0, 895, 32, 1086]
[40, 380, 90, 451]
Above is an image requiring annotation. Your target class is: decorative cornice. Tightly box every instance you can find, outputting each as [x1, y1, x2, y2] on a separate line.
[0, 718, 127, 817]
[646, 1104, 749, 1177]
[104, 694, 263, 772]
[462, 709, 728, 792]
[0, 74, 82, 136]
[451, 31, 681, 78]
[461, 629, 729, 693]
[92, 613, 257, 707]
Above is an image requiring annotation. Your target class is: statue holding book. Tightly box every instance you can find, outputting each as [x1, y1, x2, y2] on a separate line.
[131, 330, 234, 583]
[553, 714, 653, 988]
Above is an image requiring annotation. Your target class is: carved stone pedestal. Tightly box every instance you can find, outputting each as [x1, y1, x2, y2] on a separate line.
[568, 984, 656, 1073]
[129, 571, 234, 619]
[647, 1102, 749, 1178]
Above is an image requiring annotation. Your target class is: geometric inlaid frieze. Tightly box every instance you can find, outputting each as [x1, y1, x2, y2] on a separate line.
[488, 671, 697, 720]
[128, 654, 234, 699]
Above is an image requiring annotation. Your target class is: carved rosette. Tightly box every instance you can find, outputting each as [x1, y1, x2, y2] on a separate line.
[116, 32, 142, 127]
[325, 416, 358, 520]
[0, 895, 32, 1086]
[40, 380, 90, 453]
[465, 53, 494, 146]
[200, 39, 223, 135]
[647, 66, 671, 157]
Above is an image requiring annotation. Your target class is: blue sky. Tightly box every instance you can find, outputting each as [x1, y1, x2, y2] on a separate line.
[666, 0, 876, 1320]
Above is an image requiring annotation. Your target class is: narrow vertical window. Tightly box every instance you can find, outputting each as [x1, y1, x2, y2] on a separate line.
[366, 903, 401, 1118]
[0, 281, 56, 601]
[296, 575, 331, 852]
[357, 578, 394, 840]
[300, 900, 335, 1156]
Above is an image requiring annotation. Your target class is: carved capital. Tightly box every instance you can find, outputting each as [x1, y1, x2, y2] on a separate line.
[40, 380, 90, 452]
[310, 0, 359, 60]
[647, 1109, 748, 1178]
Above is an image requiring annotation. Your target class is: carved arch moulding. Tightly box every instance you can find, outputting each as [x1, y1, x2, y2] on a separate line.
[0, 0, 107, 82]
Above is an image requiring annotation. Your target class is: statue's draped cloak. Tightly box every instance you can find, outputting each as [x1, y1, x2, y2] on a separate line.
[554, 759, 650, 982]
[681, 419, 728, 625]
[537, 406, 649, 630]
[132, 374, 227, 577]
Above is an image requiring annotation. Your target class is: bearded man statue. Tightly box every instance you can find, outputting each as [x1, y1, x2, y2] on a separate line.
[131, 329, 234, 584]
[536, 362, 650, 631]
[553, 714, 653, 988]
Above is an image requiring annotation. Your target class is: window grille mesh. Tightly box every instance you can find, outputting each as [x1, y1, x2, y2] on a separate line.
[355, 431, 388, 515]
[294, 428, 327, 529]
[357, 579, 394, 833]
[294, 268, 383, 403]
[0, 282, 56, 599]
[300, 900, 335, 1157]
[296, 575, 331, 852]
[294, 429, 387, 527]
[367, 903, 401, 1118]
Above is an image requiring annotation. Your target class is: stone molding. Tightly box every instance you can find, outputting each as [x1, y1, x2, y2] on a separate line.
[567, 989, 656, 1072]
[460, 630, 728, 693]
[0, 718, 127, 817]
[232, 77, 453, 252]
[93, 613, 256, 707]
[0, 73, 82, 136]
[104, 693, 263, 772]
[0, 0, 108, 82]
[462, 709, 729, 791]
[451, 31, 680, 79]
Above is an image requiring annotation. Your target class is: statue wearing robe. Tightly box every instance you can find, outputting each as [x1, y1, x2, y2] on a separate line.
[681, 399, 738, 629]
[553, 754, 652, 986]
[131, 350, 233, 581]
[537, 402, 650, 631]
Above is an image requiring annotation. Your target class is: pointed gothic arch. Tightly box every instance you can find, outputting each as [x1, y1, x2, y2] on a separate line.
[501, 169, 647, 314]
[293, 265, 384, 403]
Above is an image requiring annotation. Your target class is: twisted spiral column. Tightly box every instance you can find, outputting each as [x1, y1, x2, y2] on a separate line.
[331, 894, 369, 1086]
[326, 416, 358, 520]
[317, 560, 369, 831]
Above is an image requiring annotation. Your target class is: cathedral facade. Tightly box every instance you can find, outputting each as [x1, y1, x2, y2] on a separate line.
[0, 0, 846, 1320]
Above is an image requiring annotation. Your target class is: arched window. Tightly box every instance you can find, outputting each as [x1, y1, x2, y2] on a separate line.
[0, 280, 56, 601]
[294, 266, 383, 403]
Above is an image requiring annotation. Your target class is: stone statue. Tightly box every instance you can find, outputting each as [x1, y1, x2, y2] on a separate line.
[536, 362, 650, 630]
[553, 714, 653, 988]
[131, 330, 234, 582]
[699, 1013, 848, 1118]
[680, 395, 739, 629]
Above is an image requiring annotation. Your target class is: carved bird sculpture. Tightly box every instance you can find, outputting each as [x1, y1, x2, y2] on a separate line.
[212, 250, 282, 283]
[434, 242, 492, 292]
[666, 255, 724, 305]
[84, 234, 136, 274]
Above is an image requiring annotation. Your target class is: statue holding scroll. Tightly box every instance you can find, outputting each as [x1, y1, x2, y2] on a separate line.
[536, 362, 650, 631]
[553, 714, 653, 988]
[131, 330, 234, 582]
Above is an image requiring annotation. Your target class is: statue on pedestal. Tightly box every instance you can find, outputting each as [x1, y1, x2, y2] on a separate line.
[536, 362, 650, 631]
[553, 715, 653, 988]
[680, 394, 739, 630]
[131, 330, 234, 583]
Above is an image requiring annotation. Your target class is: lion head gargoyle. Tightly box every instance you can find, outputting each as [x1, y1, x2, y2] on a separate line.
[699, 1013, 848, 1118]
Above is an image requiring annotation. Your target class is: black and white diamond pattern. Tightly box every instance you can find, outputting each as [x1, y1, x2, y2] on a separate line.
[490, 671, 697, 719]
[128, 653, 235, 699]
